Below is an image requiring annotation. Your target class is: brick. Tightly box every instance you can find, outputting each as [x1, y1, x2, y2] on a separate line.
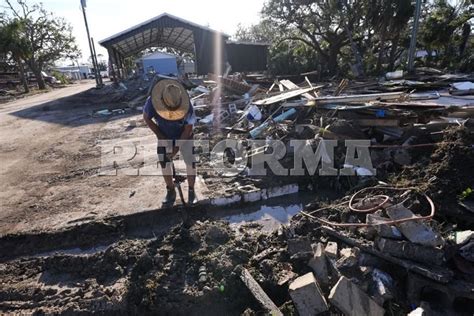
[289, 272, 328, 315]
[329, 276, 384, 316]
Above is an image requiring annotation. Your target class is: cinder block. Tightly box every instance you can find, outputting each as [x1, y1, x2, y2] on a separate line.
[289, 272, 328, 315]
[308, 243, 329, 285]
[329, 276, 384, 316]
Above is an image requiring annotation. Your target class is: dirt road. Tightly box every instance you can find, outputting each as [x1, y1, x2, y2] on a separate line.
[0, 81, 182, 236]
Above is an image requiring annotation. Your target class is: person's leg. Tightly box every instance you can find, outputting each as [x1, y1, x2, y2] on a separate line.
[158, 144, 176, 205]
[181, 137, 197, 203]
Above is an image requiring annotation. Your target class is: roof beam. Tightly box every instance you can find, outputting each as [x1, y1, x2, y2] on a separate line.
[133, 35, 140, 50]
[171, 27, 187, 47]
[176, 31, 193, 50]
[142, 31, 147, 47]
[164, 27, 175, 43]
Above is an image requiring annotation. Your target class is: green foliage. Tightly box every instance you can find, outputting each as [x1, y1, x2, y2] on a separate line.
[235, 0, 473, 77]
[51, 70, 70, 84]
[3, 0, 80, 89]
[97, 61, 108, 72]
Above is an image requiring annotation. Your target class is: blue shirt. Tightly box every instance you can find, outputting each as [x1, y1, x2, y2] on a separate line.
[143, 96, 195, 140]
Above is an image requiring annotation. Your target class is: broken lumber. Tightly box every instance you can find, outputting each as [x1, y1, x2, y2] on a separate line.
[208, 73, 265, 95]
[240, 268, 283, 315]
[280, 79, 316, 100]
[254, 86, 323, 106]
[304, 91, 405, 105]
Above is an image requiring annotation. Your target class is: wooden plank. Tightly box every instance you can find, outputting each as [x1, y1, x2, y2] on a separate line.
[280, 79, 316, 100]
[304, 92, 405, 105]
[354, 119, 400, 127]
[240, 268, 283, 315]
[254, 86, 324, 106]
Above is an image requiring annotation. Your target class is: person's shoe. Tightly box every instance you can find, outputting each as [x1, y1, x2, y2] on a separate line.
[188, 188, 198, 205]
[162, 187, 176, 206]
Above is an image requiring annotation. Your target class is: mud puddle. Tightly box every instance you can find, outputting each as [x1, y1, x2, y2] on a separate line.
[219, 192, 318, 232]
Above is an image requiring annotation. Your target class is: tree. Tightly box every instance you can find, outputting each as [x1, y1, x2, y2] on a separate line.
[366, 0, 414, 72]
[235, 21, 322, 75]
[4, 0, 80, 89]
[0, 18, 30, 92]
[262, 0, 368, 75]
[419, 0, 473, 69]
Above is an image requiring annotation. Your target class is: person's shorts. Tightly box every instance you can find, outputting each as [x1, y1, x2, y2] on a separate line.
[157, 138, 195, 169]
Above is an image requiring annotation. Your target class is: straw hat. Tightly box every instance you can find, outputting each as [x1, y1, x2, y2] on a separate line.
[151, 79, 190, 121]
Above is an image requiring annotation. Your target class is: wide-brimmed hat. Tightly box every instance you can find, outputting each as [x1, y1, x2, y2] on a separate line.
[151, 79, 190, 121]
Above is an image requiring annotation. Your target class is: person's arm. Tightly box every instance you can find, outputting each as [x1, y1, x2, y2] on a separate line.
[143, 112, 166, 139]
[180, 124, 193, 140]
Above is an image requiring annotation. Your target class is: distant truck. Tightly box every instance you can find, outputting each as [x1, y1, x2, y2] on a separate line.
[27, 71, 58, 84]
[0, 71, 57, 89]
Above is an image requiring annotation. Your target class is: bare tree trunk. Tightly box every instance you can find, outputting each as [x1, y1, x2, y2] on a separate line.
[388, 34, 400, 71]
[16, 59, 29, 93]
[376, 31, 387, 73]
[30, 62, 46, 90]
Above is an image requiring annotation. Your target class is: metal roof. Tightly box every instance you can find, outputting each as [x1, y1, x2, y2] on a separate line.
[99, 13, 229, 57]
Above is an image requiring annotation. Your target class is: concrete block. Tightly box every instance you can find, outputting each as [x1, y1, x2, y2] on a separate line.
[376, 238, 445, 266]
[240, 268, 282, 315]
[329, 276, 384, 316]
[366, 213, 403, 239]
[386, 204, 445, 247]
[289, 272, 328, 315]
[336, 247, 360, 268]
[325, 241, 338, 258]
[308, 243, 329, 285]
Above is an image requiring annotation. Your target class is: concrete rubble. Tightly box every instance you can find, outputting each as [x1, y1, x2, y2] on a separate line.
[289, 272, 328, 315]
[329, 276, 385, 316]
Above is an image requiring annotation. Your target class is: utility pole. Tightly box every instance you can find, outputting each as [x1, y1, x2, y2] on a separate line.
[91, 37, 103, 86]
[80, 0, 102, 88]
[408, 0, 422, 73]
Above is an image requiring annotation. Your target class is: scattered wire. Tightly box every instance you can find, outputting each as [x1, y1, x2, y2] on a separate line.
[300, 186, 436, 228]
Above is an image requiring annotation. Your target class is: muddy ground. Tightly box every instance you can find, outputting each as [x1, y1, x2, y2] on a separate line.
[0, 81, 179, 236]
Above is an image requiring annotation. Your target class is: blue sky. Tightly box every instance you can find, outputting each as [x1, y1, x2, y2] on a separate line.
[34, 0, 266, 64]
